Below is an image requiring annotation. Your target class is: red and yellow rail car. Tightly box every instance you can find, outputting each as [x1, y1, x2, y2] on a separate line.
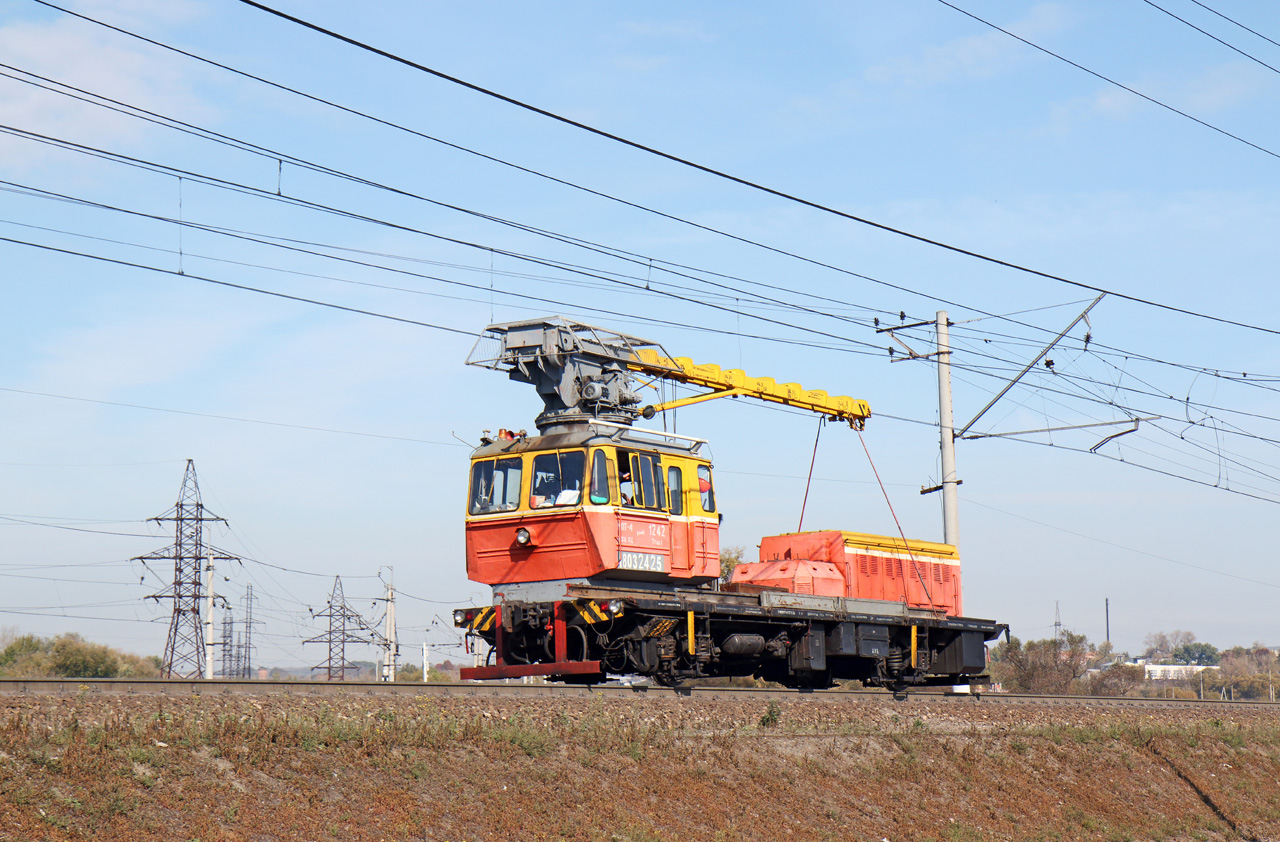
[732, 530, 963, 615]
[466, 427, 720, 588]
[454, 317, 1005, 690]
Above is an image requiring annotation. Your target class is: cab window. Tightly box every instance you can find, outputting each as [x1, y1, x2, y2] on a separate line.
[589, 450, 611, 504]
[697, 465, 715, 513]
[530, 450, 586, 508]
[667, 466, 683, 515]
[626, 452, 665, 511]
[469, 457, 523, 514]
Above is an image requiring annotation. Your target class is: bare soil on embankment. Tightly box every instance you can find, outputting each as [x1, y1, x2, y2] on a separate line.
[1, 692, 1279, 841]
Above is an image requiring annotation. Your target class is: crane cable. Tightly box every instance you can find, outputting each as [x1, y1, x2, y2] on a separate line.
[797, 417, 824, 532]
[855, 429, 937, 611]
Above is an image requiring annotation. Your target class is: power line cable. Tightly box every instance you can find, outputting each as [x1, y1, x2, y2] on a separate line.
[935, 0, 1280, 161]
[1187, 0, 1280, 49]
[0, 610, 164, 623]
[1139, 0, 1280, 74]
[0, 385, 469, 447]
[0, 127, 888, 354]
[227, 0, 1280, 338]
[964, 495, 1280, 589]
[10, 161, 1277, 421]
[7, 60, 1277, 386]
[22, 0, 1280, 388]
[7, 173, 1280, 499]
[0, 48, 923, 329]
[0, 514, 158, 538]
[0, 210, 880, 357]
[0, 235, 480, 335]
[0, 18, 924, 344]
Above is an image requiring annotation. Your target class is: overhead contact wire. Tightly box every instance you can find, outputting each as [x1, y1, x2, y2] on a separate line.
[231, 0, 1280, 338]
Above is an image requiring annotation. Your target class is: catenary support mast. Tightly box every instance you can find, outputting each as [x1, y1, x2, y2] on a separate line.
[937, 311, 960, 546]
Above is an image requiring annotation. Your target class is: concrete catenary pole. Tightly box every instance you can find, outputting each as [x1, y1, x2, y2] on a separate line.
[422, 642, 429, 683]
[936, 311, 960, 546]
[202, 554, 215, 680]
[382, 581, 397, 682]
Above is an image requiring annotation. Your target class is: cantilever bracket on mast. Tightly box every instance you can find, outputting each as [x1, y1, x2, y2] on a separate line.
[955, 294, 1105, 440]
[959, 416, 1157, 442]
[1089, 418, 1145, 452]
[876, 318, 934, 360]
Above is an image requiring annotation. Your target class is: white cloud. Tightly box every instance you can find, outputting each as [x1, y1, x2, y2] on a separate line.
[622, 20, 714, 43]
[72, 0, 203, 28]
[0, 2, 209, 173]
[865, 3, 1072, 88]
[610, 54, 673, 75]
[1182, 61, 1266, 114]
[25, 297, 273, 398]
[1045, 60, 1265, 135]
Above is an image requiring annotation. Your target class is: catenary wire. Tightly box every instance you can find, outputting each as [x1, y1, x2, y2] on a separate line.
[7, 121, 1280, 499]
[0, 386, 469, 447]
[1138, 0, 1280, 74]
[4, 69, 1276, 393]
[0, 128, 889, 353]
[935, 0, 1280, 161]
[225, 0, 1280, 338]
[12, 225, 1280, 502]
[17, 2, 1280, 396]
[1187, 0, 1280, 49]
[28, 0, 1276, 348]
[0, 210, 882, 357]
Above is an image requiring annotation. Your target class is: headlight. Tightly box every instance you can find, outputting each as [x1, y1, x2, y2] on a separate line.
[607, 599, 625, 616]
[515, 527, 532, 546]
[453, 609, 466, 625]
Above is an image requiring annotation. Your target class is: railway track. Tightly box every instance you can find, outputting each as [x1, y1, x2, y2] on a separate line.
[0, 677, 1272, 710]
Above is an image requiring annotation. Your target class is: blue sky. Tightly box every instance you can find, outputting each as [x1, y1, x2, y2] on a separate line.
[2, 0, 1279, 668]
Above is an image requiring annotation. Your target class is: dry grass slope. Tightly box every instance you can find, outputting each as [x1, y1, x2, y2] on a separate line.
[1, 693, 1278, 841]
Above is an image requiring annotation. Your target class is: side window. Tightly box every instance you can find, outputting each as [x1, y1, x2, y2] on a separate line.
[469, 458, 523, 514]
[630, 453, 665, 511]
[589, 450, 611, 504]
[619, 451, 635, 506]
[697, 465, 715, 513]
[667, 466, 683, 515]
[530, 450, 586, 508]
[653, 458, 666, 511]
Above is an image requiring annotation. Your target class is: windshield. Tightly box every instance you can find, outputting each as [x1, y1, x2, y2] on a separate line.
[469, 457, 523, 515]
[530, 450, 586, 508]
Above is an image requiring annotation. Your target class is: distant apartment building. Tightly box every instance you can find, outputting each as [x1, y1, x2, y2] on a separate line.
[1143, 663, 1217, 681]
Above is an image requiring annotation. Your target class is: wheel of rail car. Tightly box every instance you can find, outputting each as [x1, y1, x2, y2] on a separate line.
[891, 686, 909, 702]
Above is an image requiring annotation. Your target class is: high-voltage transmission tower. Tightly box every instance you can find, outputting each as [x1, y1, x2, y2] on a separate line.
[219, 611, 237, 679]
[138, 460, 236, 679]
[305, 577, 384, 681]
[238, 584, 256, 678]
[220, 587, 258, 679]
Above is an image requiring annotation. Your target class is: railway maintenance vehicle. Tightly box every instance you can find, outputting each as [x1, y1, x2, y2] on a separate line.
[454, 317, 1005, 691]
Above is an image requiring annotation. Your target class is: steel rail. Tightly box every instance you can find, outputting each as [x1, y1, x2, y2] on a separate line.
[0, 678, 1272, 710]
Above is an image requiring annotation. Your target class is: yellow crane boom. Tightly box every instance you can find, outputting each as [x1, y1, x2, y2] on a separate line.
[628, 347, 872, 428]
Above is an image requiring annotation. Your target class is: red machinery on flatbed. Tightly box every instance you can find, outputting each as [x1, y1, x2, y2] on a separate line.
[454, 318, 1004, 690]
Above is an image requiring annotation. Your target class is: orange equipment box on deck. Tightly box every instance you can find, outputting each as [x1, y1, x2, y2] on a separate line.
[730, 530, 963, 616]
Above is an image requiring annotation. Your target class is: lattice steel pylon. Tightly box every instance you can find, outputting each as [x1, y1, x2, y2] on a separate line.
[139, 460, 236, 679]
[238, 584, 256, 678]
[220, 610, 236, 678]
[305, 577, 371, 681]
